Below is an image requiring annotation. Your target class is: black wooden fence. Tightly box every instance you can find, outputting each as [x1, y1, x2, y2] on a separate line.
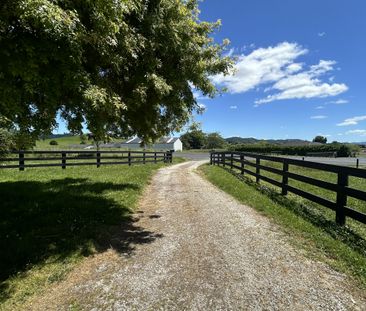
[210, 151, 366, 226]
[0, 150, 173, 170]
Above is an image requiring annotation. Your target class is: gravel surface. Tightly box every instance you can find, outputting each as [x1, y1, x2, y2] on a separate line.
[28, 161, 366, 310]
[176, 152, 210, 161]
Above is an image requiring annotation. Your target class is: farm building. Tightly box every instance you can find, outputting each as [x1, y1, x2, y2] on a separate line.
[119, 137, 183, 151]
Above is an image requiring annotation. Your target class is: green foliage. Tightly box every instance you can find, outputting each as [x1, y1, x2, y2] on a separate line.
[229, 143, 356, 157]
[180, 130, 207, 149]
[49, 140, 58, 146]
[0, 0, 232, 144]
[0, 128, 14, 155]
[180, 122, 206, 149]
[11, 132, 35, 150]
[313, 135, 327, 144]
[79, 134, 87, 145]
[205, 132, 226, 149]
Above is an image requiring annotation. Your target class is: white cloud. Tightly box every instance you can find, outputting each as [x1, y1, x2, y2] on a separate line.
[317, 133, 331, 137]
[212, 42, 348, 105]
[311, 115, 327, 119]
[256, 60, 347, 104]
[328, 99, 349, 104]
[229, 105, 237, 109]
[337, 115, 366, 126]
[316, 105, 325, 109]
[197, 103, 207, 112]
[346, 129, 366, 136]
[286, 63, 303, 73]
[192, 89, 210, 101]
[318, 32, 326, 37]
[212, 42, 307, 94]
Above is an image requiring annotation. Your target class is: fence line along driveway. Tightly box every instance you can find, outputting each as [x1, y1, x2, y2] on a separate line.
[0, 150, 172, 170]
[28, 161, 366, 310]
[211, 151, 366, 226]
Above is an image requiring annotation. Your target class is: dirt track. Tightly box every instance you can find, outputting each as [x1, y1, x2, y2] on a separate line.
[29, 161, 366, 310]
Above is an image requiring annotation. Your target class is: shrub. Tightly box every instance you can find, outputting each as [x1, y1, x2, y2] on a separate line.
[49, 140, 58, 146]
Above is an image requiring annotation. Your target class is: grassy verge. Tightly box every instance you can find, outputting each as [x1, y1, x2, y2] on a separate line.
[0, 161, 181, 310]
[199, 164, 366, 288]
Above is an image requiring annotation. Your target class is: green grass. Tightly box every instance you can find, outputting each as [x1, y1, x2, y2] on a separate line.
[35, 136, 84, 150]
[0, 161, 179, 310]
[199, 163, 366, 288]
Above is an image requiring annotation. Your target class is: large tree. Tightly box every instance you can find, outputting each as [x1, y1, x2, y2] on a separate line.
[312, 135, 327, 144]
[205, 132, 226, 149]
[0, 0, 232, 144]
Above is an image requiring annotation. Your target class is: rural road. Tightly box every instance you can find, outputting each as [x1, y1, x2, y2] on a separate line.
[29, 161, 366, 310]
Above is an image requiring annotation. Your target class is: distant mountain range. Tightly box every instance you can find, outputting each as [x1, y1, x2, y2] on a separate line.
[225, 137, 321, 146]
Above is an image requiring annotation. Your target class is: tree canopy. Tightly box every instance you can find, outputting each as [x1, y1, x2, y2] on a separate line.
[313, 135, 327, 144]
[180, 122, 226, 150]
[205, 132, 226, 149]
[0, 0, 232, 144]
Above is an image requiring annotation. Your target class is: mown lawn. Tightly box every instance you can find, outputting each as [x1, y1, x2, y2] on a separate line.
[0, 160, 183, 310]
[200, 163, 366, 288]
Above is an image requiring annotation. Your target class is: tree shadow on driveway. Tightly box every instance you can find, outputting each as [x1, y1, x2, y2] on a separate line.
[0, 178, 162, 300]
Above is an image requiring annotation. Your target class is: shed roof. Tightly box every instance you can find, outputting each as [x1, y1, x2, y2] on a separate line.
[122, 137, 180, 144]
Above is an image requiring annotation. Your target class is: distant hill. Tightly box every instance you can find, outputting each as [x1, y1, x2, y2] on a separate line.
[46, 133, 74, 139]
[225, 137, 258, 144]
[225, 137, 320, 146]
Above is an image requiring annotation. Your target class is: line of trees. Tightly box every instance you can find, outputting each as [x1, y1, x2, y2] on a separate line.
[180, 123, 227, 149]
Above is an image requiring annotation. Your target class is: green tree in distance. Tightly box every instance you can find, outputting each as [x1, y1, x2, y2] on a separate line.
[313, 135, 328, 144]
[0, 0, 232, 145]
[205, 132, 226, 149]
[180, 122, 207, 149]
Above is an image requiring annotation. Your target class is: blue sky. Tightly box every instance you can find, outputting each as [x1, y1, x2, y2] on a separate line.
[192, 0, 366, 142]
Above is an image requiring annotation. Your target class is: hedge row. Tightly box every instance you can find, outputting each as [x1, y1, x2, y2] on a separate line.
[228, 143, 358, 157]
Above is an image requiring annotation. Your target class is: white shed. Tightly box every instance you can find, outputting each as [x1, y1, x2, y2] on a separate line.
[119, 137, 183, 151]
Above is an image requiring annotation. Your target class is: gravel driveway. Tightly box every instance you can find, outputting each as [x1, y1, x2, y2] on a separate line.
[29, 161, 366, 310]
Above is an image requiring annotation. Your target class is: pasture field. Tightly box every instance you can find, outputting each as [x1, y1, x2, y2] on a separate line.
[0, 159, 184, 310]
[200, 163, 366, 288]
[34, 136, 84, 150]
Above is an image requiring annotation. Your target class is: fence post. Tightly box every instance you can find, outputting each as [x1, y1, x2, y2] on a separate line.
[223, 153, 226, 167]
[256, 157, 260, 183]
[62, 152, 66, 169]
[356, 158, 359, 168]
[336, 170, 348, 226]
[96, 152, 101, 168]
[210, 153, 213, 165]
[143, 152, 146, 164]
[281, 159, 289, 195]
[19, 151, 24, 171]
[128, 151, 131, 166]
[230, 152, 233, 169]
[170, 151, 173, 163]
[240, 154, 244, 175]
[154, 152, 157, 164]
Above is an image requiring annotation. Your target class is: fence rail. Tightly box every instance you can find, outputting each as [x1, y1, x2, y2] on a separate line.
[210, 151, 366, 226]
[0, 150, 173, 170]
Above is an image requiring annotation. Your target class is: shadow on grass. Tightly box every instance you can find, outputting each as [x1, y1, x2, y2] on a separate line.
[222, 167, 366, 257]
[0, 178, 162, 300]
